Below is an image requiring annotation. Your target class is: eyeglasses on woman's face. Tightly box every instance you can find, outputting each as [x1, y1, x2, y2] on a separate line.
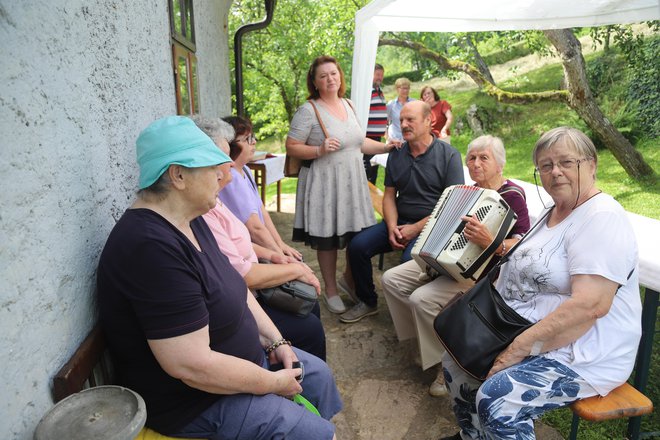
[238, 133, 257, 145]
[536, 157, 592, 175]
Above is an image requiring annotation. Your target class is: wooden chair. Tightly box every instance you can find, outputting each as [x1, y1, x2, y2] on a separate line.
[367, 182, 387, 270]
[368, 181, 384, 218]
[53, 325, 198, 440]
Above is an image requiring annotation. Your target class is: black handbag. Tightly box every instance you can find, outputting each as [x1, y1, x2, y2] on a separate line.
[433, 272, 532, 380]
[433, 209, 552, 380]
[258, 280, 318, 317]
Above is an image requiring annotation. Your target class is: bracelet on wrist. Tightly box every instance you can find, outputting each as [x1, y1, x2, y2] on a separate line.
[315, 146, 321, 157]
[265, 338, 291, 354]
[499, 240, 507, 256]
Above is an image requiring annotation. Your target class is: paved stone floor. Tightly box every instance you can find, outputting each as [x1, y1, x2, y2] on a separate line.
[269, 208, 563, 440]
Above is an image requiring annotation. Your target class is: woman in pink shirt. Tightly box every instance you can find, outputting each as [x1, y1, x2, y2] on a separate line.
[193, 115, 326, 360]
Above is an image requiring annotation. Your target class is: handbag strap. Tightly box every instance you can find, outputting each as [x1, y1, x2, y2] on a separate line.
[308, 100, 330, 139]
[486, 207, 553, 283]
[308, 98, 355, 140]
[486, 206, 636, 290]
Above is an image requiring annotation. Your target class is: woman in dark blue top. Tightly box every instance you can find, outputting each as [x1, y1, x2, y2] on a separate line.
[97, 116, 342, 439]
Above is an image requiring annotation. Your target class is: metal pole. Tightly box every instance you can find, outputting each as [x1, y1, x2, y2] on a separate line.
[233, 0, 276, 117]
[627, 288, 658, 440]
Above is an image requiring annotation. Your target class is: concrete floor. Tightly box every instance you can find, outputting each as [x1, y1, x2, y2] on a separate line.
[269, 208, 563, 440]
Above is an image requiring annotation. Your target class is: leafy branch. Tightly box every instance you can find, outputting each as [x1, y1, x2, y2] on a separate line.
[378, 37, 568, 104]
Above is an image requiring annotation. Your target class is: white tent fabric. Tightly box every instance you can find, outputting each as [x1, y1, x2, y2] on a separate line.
[350, 0, 659, 128]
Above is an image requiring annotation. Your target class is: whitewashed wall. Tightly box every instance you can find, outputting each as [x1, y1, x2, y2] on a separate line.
[0, 1, 233, 438]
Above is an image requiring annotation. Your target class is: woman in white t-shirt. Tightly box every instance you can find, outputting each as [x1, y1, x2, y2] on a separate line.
[440, 127, 641, 440]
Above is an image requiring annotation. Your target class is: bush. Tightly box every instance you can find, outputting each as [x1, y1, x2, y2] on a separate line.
[481, 42, 532, 66]
[627, 36, 660, 137]
[587, 51, 626, 98]
[382, 70, 425, 84]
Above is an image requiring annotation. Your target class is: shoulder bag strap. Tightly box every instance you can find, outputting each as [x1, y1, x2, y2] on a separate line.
[486, 207, 553, 283]
[307, 100, 330, 140]
[344, 98, 356, 115]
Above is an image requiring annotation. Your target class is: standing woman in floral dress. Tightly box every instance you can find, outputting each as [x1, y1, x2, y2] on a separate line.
[286, 55, 395, 313]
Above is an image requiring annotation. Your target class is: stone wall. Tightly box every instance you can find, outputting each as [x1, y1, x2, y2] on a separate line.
[0, 1, 232, 438]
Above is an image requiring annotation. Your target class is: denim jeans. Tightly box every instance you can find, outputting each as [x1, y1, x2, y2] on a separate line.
[174, 347, 342, 440]
[347, 221, 417, 306]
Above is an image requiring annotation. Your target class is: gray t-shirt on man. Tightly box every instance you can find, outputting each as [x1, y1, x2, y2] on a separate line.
[384, 138, 464, 223]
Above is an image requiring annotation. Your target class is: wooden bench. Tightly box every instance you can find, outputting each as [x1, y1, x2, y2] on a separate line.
[52, 325, 199, 440]
[367, 182, 388, 270]
[567, 288, 658, 439]
[368, 181, 384, 218]
[569, 382, 653, 439]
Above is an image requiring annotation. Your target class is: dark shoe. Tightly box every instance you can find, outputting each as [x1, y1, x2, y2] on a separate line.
[439, 433, 462, 440]
[337, 276, 359, 303]
[339, 301, 378, 323]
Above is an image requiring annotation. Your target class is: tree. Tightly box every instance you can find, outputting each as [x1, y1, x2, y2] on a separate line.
[380, 28, 655, 180]
[462, 34, 495, 85]
[229, 0, 368, 139]
[379, 37, 567, 103]
[543, 29, 653, 179]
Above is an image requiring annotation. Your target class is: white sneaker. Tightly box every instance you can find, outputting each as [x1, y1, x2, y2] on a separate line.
[322, 293, 347, 314]
[429, 369, 448, 397]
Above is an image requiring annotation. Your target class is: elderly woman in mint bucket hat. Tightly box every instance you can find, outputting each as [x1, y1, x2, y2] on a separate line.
[96, 116, 342, 440]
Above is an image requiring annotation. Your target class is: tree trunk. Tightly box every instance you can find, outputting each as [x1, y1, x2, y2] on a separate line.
[465, 35, 496, 85]
[544, 29, 654, 179]
[379, 38, 567, 104]
[604, 27, 611, 52]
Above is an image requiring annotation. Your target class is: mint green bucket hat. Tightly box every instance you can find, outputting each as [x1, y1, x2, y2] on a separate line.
[136, 116, 231, 189]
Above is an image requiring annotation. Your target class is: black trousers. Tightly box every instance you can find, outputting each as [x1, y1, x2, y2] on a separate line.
[363, 135, 383, 184]
[258, 299, 326, 361]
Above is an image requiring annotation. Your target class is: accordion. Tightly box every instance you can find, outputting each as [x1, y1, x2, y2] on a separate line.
[412, 185, 517, 282]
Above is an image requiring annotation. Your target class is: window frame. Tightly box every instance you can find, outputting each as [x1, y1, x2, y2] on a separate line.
[168, 0, 199, 115]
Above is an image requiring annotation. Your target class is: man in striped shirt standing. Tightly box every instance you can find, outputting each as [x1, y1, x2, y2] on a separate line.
[364, 64, 387, 184]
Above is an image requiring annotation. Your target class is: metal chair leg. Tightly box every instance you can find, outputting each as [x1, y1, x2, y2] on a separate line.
[569, 413, 580, 440]
[627, 288, 658, 440]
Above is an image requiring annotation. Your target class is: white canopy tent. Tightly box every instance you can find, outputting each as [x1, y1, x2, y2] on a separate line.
[350, 0, 660, 128]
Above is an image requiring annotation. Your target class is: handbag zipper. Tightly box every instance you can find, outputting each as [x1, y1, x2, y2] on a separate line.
[468, 302, 508, 341]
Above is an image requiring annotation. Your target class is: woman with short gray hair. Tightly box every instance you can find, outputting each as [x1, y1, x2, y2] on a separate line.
[441, 127, 640, 440]
[381, 134, 530, 398]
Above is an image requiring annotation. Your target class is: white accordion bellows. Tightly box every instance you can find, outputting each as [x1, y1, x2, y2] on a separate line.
[412, 185, 517, 282]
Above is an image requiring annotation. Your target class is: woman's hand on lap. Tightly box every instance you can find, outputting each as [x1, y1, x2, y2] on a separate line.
[487, 341, 528, 378]
[271, 368, 303, 397]
[281, 243, 303, 261]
